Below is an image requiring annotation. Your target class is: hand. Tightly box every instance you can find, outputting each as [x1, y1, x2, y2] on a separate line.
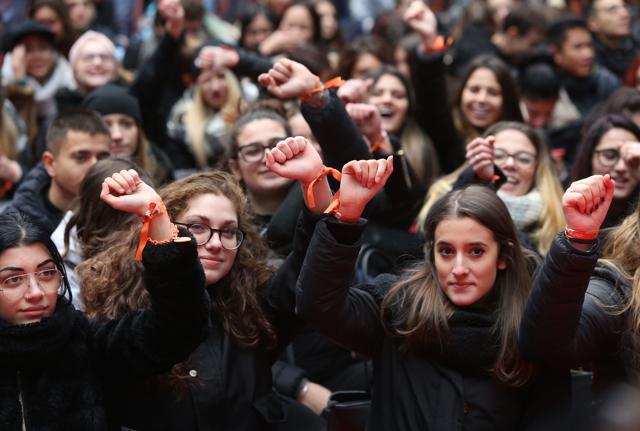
[0, 156, 21, 182]
[11, 44, 27, 81]
[345, 103, 384, 143]
[299, 382, 331, 416]
[465, 136, 495, 181]
[100, 169, 162, 216]
[259, 30, 303, 56]
[562, 174, 615, 233]
[403, 0, 437, 47]
[265, 136, 324, 184]
[197, 45, 239, 71]
[258, 58, 319, 99]
[338, 156, 394, 222]
[337, 78, 373, 104]
[158, 0, 184, 39]
[621, 141, 640, 181]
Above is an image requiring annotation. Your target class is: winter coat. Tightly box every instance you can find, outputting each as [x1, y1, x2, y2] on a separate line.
[0, 232, 210, 430]
[297, 218, 571, 431]
[519, 233, 633, 394]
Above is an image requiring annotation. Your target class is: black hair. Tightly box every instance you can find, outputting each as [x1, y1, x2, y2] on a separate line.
[228, 104, 292, 159]
[46, 108, 111, 154]
[500, 3, 546, 35]
[547, 16, 589, 49]
[239, 5, 277, 50]
[519, 62, 560, 100]
[0, 212, 72, 304]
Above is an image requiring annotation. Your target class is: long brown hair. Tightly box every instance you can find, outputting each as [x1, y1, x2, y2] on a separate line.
[160, 170, 277, 350]
[381, 185, 535, 386]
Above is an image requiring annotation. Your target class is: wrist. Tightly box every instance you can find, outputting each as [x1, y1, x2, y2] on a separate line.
[335, 203, 363, 223]
[297, 378, 310, 401]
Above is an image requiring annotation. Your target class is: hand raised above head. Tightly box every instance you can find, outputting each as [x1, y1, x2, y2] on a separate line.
[338, 156, 394, 222]
[465, 136, 496, 181]
[100, 169, 162, 216]
[403, 0, 437, 46]
[258, 58, 319, 100]
[563, 174, 615, 234]
[157, 0, 185, 38]
[337, 78, 373, 104]
[196, 46, 239, 71]
[265, 136, 324, 184]
[345, 103, 382, 139]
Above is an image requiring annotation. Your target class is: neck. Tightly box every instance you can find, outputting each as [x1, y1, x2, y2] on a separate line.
[47, 183, 74, 212]
[596, 33, 626, 49]
[248, 188, 288, 216]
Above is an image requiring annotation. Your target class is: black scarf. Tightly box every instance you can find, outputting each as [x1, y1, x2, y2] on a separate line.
[0, 297, 77, 368]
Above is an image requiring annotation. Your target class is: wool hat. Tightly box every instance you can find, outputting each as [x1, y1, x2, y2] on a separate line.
[82, 84, 142, 124]
[68, 30, 116, 69]
[6, 20, 55, 52]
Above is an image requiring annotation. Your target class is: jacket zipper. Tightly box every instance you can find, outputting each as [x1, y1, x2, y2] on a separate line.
[17, 371, 27, 431]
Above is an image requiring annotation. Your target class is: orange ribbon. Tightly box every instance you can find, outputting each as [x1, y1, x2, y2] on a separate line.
[306, 166, 342, 209]
[136, 201, 171, 261]
[300, 76, 346, 102]
[564, 226, 598, 241]
[426, 35, 453, 53]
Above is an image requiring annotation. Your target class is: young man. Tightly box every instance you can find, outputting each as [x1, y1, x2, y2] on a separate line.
[4, 109, 111, 234]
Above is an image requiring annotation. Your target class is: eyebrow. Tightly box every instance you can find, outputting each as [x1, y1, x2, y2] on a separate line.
[0, 258, 54, 273]
[435, 240, 488, 246]
[182, 215, 238, 226]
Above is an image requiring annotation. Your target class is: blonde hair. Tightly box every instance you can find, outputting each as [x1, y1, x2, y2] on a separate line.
[183, 69, 242, 168]
[399, 118, 439, 187]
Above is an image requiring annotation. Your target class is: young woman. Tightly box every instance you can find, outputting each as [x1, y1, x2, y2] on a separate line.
[79, 138, 331, 430]
[29, 0, 74, 57]
[571, 114, 640, 228]
[0, 169, 209, 429]
[297, 174, 569, 429]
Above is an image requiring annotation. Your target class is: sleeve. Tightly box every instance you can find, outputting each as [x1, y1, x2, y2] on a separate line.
[518, 233, 622, 368]
[92, 230, 210, 379]
[231, 45, 274, 80]
[452, 165, 507, 190]
[409, 48, 465, 174]
[296, 218, 386, 357]
[272, 359, 307, 398]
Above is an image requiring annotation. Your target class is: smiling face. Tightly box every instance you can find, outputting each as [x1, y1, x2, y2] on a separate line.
[591, 127, 640, 200]
[73, 40, 116, 91]
[434, 216, 505, 307]
[22, 35, 55, 81]
[368, 74, 410, 134]
[0, 243, 60, 325]
[177, 193, 239, 286]
[461, 68, 503, 131]
[494, 129, 538, 196]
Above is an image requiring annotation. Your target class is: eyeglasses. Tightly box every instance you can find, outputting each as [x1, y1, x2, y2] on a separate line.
[175, 223, 244, 249]
[236, 137, 286, 163]
[494, 148, 537, 167]
[593, 148, 621, 168]
[0, 268, 62, 295]
[78, 53, 113, 63]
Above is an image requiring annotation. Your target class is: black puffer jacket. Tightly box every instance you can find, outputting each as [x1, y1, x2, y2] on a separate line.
[0, 234, 210, 430]
[519, 233, 632, 394]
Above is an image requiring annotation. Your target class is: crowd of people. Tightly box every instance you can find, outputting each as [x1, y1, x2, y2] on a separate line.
[2, 0, 640, 429]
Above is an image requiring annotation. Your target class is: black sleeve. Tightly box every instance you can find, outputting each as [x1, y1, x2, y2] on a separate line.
[452, 165, 507, 190]
[518, 233, 623, 368]
[231, 45, 274, 80]
[272, 360, 307, 398]
[409, 48, 465, 173]
[296, 218, 386, 357]
[92, 231, 210, 379]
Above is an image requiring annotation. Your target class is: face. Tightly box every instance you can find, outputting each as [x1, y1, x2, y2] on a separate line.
[33, 5, 65, 41]
[45, 130, 111, 198]
[73, 40, 116, 90]
[198, 68, 229, 109]
[553, 28, 594, 78]
[64, 0, 96, 31]
[434, 216, 506, 307]
[177, 193, 239, 285]
[103, 114, 139, 157]
[22, 35, 55, 81]
[590, 0, 631, 39]
[351, 53, 383, 79]
[493, 129, 538, 196]
[507, 29, 544, 62]
[591, 127, 640, 200]
[461, 68, 503, 130]
[243, 14, 274, 50]
[315, 0, 338, 40]
[487, 0, 514, 28]
[279, 5, 314, 42]
[229, 119, 292, 197]
[523, 98, 556, 129]
[368, 74, 410, 134]
[0, 244, 60, 325]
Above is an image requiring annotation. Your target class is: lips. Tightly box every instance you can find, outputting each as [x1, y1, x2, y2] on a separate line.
[20, 306, 48, 317]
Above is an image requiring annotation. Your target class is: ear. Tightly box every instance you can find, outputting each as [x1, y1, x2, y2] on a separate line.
[498, 258, 507, 270]
[227, 158, 242, 181]
[42, 151, 56, 178]
[587, 16, 599, 33]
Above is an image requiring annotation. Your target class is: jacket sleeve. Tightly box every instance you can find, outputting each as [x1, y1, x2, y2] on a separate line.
[92, 232, 210, 379]
[409, 48, 465, 174]
[296, 218, 386, 357]
[518, 233, 621, 368]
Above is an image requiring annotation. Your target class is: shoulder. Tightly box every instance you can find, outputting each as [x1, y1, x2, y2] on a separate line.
[352, 273, 398, 305]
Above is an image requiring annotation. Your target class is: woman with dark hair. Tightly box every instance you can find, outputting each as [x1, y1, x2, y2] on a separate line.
[258, 1, 323, 57]
[29, 0, 74, 57]
[337, 35, 394, 79]
[0, 170, 209, 429]
[571, 114, 640, 228]
[239, 5, 277, 52]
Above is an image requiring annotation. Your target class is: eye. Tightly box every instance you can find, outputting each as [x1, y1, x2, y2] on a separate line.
[188, 223, 209, 234]
[2, 275, 24, 288]
[438, 246, 454, 256]
[601, 149, 619, 161]
[469, 247, 485, 256]
[73, 153, 90, 162]
[219, 228, 238, 239]
[241, 145, 263, 157]
[37, 269, 58, 282]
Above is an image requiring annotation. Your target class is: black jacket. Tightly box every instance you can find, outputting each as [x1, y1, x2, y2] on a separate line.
[0, 234, 210, 430]
[297, 218, 570, 431]
[3, 163, 62, 235]
[519, 233, 632, 393]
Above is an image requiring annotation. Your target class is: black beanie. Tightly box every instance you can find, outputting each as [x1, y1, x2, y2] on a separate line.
[82, 84, 142, 124]
[6, 20, 55, 52]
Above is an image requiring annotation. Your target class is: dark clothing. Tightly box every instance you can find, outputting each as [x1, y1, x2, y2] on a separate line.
[559, 66, 621, 117]
[519, 233, 632, 394]
[592, 35, 638, 80]
[297, 218, 570, 431]
[448, 22, 499, 78]
[0, 234, 210, 431]
[112, 209, 324, 431]
[3, 162, 62, 235]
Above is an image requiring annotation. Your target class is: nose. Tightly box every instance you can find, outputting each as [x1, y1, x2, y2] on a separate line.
[24, 275, 46, 300]
[613, 155, 628, 173]
[451, 255, 469, 278]
[110, 124, 122, 141]
[204, 231, 223, 250]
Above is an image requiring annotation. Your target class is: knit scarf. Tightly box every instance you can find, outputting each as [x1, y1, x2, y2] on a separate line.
[497, 189, 543, 231]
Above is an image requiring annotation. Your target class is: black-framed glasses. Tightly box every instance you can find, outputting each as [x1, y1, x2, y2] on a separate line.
[236, 137, 286, 163]
[593, 149, 621, 168]
[176, 223, 244, 250]
[494, 148, 537, 167]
